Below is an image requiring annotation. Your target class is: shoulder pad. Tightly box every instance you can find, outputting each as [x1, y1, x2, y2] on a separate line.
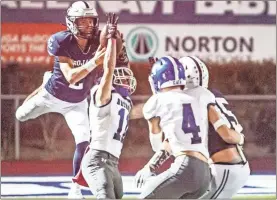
[210, 88, 225, 99]
[198, 87, 216, 106]
[47, 31, 72, 56]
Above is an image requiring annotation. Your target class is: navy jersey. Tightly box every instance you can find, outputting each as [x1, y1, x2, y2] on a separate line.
[208, 88, 243, 156]
[45, 30, 100, 103]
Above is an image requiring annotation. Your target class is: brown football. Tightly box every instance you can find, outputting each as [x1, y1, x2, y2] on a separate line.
[99, 25, 123, 55]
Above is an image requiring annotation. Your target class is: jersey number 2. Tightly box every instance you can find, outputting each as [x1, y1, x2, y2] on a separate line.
[69, 81, 84, 90]
[113, 108, 129, 143]
[182, 104, 202, 144]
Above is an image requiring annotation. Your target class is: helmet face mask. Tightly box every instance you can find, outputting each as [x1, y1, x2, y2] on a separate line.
[66, 1, 99, 39]
[113, 67, 137, 95]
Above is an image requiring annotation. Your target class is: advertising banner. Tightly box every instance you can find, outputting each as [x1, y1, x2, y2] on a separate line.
[1, 24, 64, 66]
[121, 24, 276, 61]
[1, 23, 275, 65]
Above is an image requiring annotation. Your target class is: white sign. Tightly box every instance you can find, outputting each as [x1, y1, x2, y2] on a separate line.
[114, 24, 276, 62]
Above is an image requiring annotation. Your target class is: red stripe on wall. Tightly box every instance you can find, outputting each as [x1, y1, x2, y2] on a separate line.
[1, 157, 275, 176]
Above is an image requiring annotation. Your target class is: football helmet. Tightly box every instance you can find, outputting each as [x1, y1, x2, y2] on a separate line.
[179, 56, 209, 89]
[94, 65, 137, 97]
[66, 1, 99, 39]
[149, 56, 186, 93]
[113, 66, 137, 96]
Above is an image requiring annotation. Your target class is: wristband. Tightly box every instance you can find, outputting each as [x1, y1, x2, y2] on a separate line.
[213, 118, 226, 130]
[149, 131, 163, 152]
[84, 59, 97, 72]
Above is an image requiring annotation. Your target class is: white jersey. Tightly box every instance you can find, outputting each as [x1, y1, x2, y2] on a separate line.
[89, 85, 132, 158]
[143, 87, 216, 159]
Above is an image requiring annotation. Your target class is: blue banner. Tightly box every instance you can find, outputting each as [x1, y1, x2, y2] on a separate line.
[1, 1, 276, 24]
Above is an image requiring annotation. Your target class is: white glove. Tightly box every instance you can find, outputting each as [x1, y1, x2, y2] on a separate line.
[134, 166, 155, 188]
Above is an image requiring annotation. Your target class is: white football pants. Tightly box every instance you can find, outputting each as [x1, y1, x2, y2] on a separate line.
[201, 162, 250, 199]
[15, 88, 90, 144]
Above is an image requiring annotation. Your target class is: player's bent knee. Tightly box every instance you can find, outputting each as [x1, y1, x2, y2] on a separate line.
[15, 107, 28, 122]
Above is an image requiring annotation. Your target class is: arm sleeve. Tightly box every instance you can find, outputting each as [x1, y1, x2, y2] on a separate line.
[47, 34, 68, 57]
[205, 89, 216, 108]
[143, 95, 159, 120]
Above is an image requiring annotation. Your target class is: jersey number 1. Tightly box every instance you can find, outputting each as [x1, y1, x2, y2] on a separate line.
[113, 108, 129, 143]
[182, 104, 202, 144]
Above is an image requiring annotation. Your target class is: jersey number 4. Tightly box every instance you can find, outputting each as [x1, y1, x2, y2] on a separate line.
[182, 104, 202, 144]
[113, 108, 129, 143]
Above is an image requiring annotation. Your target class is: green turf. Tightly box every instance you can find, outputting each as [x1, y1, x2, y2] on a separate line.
[232, 195, 276, 199]
[2, 195, 276, 199]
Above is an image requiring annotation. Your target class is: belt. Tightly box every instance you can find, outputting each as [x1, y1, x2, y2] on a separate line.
[91, 149, 119, 163]
[174, 151, 208, 163]
[214, 161, 248, 165]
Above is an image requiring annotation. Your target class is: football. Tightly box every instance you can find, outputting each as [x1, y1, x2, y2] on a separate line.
[99, 25, 123, 55]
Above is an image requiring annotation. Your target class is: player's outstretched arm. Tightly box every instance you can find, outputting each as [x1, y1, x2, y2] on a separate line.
[59, 46, 106, 85]
[208, 105, 244, 145]
[95, 13, 119, 106]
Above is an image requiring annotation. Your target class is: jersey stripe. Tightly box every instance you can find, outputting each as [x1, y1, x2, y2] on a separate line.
[83, 1, 89, 8]
[188, 56, 203, 86]
[165, 56, 179, 81]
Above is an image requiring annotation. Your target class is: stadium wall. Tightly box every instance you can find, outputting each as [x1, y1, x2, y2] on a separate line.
[2, 156, 275, 175]
[1, 62, 276, 175]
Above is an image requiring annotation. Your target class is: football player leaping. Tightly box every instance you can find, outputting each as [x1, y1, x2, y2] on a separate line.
[78, 13, 137, 199]
[179, 56, 250, 199]
[135, 56, 244, 199]
[15, 1, 127, 199]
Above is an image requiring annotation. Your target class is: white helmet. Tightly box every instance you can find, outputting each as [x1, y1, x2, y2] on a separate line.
[66, 1, 99, 39]
[113, 67, 137, 95]
[179, 56, 209, 89]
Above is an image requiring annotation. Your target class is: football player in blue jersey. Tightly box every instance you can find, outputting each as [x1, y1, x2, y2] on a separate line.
[15, 1, 129, 199]
[179, 56, 250, 199]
